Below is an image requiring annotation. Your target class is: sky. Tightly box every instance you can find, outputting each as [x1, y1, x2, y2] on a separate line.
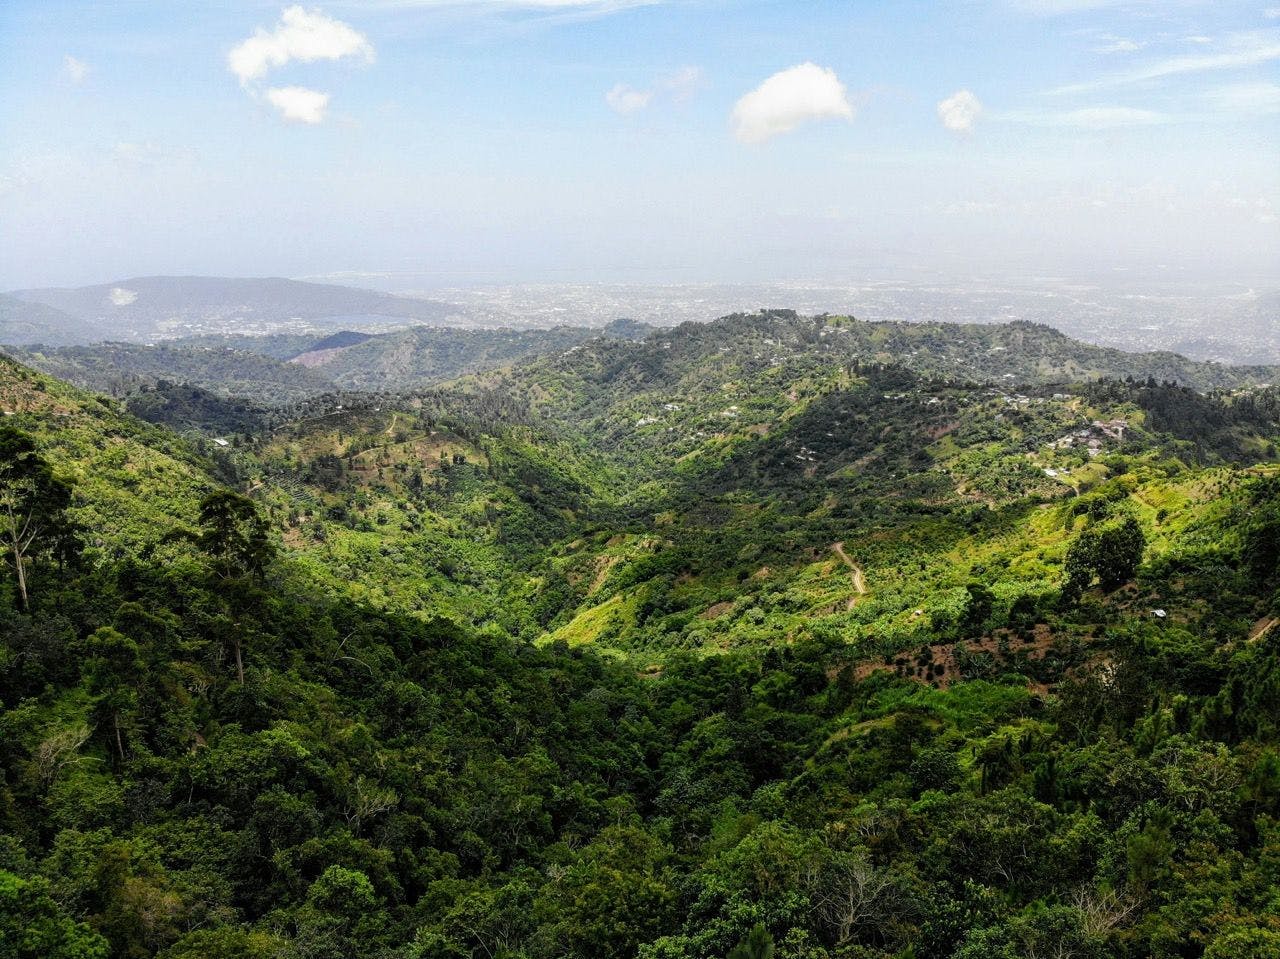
[0, 0, 1278, 291]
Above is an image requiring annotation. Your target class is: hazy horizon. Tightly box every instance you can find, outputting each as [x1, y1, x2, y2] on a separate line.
[3, 0, 1279, 291]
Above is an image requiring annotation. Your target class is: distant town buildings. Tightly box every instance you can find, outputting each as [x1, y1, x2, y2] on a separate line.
[1049, 418, 1128, 456]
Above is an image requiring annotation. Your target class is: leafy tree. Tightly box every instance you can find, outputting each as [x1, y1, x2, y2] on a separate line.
[727, 924, 774, 959]
[1243, 511, 1280, 585]
[196, 491, 275, 582]
[1126, 807, 1175, 890]
[960, 581, 994, 635]
[1065, 516, 1146, 594]
[954, 904, 1104, 959]
[0, 870, 108, 959]
[534, 826, 677, 959]
[194, 491, 275, 682]
[83, 627, 143, 763]
[0, 425, 75, 611]
[1204, 927, 1280, 959]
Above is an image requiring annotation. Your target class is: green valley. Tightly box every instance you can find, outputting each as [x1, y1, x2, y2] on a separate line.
[2, 312, 1279, 959]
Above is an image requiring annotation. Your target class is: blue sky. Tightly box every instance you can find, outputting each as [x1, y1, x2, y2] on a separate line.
[1, 0, 1277, 289]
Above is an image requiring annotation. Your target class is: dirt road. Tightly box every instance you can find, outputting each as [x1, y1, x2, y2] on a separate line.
[832, 542, 867, 609]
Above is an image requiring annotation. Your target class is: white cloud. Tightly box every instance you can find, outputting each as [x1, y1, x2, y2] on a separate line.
[605, 65, 702, 115]
[477, 0, 657, 5]
[228, 6, 374, 85]
[937, 90, 983, 133]
[63, 55, 89, 84]
[1266, 7, 1280, 19]
[1052, 34, 1280, 93]
[661, 65, 702, 103]
[1204, 81, 1280, 114]
[605, 84, 653, 114]
[1002, 105, 1168, 128]
[267, 85, 331, 123]
[1006, 0, 1128, 13]
[228, 7, 372, 124]
[1055, 106, 1167, 127]
[731, 63, 854, 144]
[357, 0, 660, 9]
[1094, 36, 1142, 54]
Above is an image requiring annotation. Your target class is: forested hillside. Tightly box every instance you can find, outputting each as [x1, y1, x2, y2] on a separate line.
[2, 315, 1280, 959]
[5, 321, 646, 408]
[9, 311, 1273, 418]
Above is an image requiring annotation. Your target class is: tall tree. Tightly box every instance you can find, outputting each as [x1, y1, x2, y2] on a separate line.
[195, 490, 275, 682]
[84, 627, 143, 763]
[196, 490, 275, 582]
[728, 924, 775, 959]
[0, 425, 74, 611]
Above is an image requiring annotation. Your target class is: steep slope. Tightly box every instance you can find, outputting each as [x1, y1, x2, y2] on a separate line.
[5, 323, 651, 406]
[5, 342, 338, 404]
[0, 354, 215, 553]
[289, 324, 628, 391]
[0, 355, 613, 632]
[3, 352, 1280, 959]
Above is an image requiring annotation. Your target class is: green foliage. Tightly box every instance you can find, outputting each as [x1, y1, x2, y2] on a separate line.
[727, 924, 774, 959]
[196, 491, 275, 581]
[4, 322, 1280, 959]
[0, 425, 77, 609]
[1065, 515, 1146, 595]
[0, 870, 109, 959]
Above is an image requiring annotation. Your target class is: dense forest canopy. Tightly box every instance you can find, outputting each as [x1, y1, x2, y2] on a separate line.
[1, 312, 1279, 959]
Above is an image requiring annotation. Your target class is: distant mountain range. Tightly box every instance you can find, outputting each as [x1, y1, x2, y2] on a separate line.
[1, 275, 465, 345]
[0, 293, 86, 346]
[2, 319, 651, 405]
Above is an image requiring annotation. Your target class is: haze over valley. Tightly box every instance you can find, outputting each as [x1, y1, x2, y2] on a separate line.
[2, 2, 1280, 959]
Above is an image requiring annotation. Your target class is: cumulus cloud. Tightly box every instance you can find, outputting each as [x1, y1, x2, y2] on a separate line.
[266, 86, 331, 123]
[228, 6, 373, 85]
[937, 90, 983, 133]
[605, 66, 702, 115]
[63, 55, 89, 84]
[730, 63, 853, 144]
[605, 84, 653, 114]
[228, 6, 372, 123]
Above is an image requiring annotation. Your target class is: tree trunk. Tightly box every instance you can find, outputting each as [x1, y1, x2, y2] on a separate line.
[113, 714, 125, 762]
[233, 636, 244, 685]
[11, 538, 28, 612]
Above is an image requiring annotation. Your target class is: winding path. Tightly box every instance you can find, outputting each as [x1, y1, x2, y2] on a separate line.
[1249, 616, 1277, 644]
[831, 542, 867, 609]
